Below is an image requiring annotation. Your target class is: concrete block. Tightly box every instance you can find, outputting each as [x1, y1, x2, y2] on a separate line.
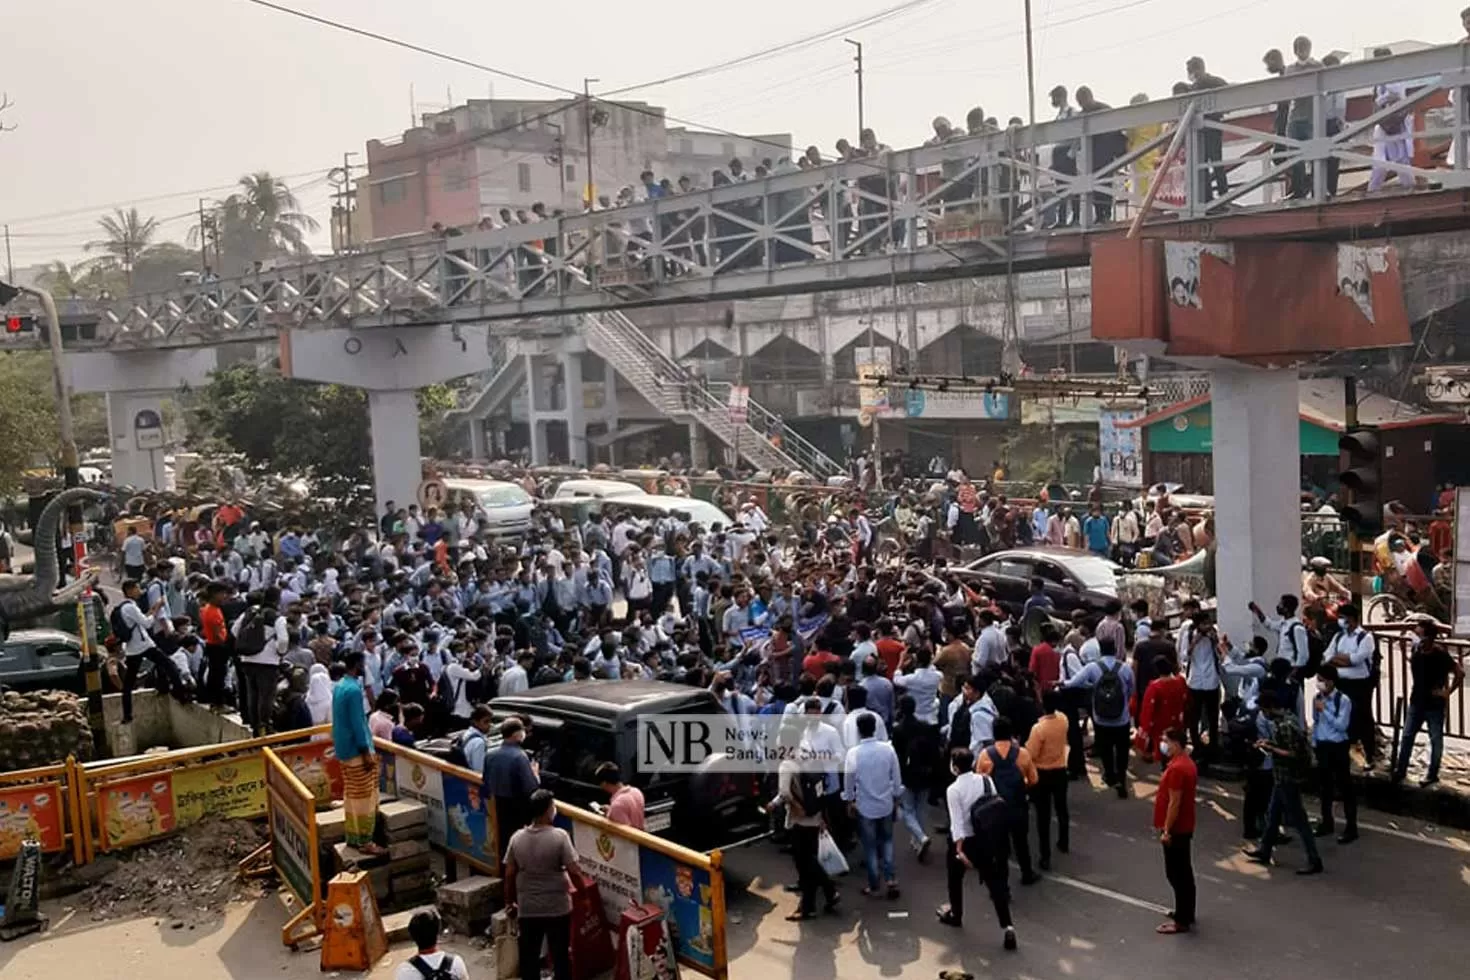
[385, 824, 426, 843]
[391, 870, 433, 895]
[368, 865, 393, 901]
[333, 841, 388, 872]
[387, 852, 432, 876]
[379, 800, 429, 831]
[315, 807, 346, 844]
[381, 906, 436, 945]
[437, 876, 503, 910]
[393, 888, 435, 910]
[388, 838, 430, 861]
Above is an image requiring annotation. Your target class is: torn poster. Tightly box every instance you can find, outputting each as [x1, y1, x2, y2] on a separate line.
[1164, 242, 1234, 309]
[1337, 244, 1389, 323]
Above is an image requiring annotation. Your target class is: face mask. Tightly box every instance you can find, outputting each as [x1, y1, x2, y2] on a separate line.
[1317, 683, 1330, 697]
[1159, 741, 1172, 757]
[1337, 618, 1348, 631]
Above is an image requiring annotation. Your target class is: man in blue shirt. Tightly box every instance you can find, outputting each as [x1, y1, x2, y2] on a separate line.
[332, 651, 386, 855]
[1022, 577, 1054, 618]
[1081, 504, 1111, 557]
[842, 712, 904, 899]
[485, 717, 541, 858]
[1311, 665, 1357, 843]
[1064, 637, 1135, 798]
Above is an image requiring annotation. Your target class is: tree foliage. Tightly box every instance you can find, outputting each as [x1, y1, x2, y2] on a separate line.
[194, 172, 320, 275]
[188, 363, 455, 499]
[0, 353, 108, 495]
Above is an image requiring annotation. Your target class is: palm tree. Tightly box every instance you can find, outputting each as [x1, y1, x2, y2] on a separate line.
[37, 260, 123, 299]
[87, 207, 158, 287]
[209, 171, 320, 271]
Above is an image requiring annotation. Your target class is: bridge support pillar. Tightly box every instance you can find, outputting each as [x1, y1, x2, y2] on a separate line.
[689, 421, 708, 471]
[367, 390, 423, 522]
[1210, 367, 1302, 644]
[524, 347, 587, 466]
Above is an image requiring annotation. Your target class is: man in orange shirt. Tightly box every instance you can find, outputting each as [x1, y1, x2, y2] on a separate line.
[976, 716, 1041, 884]
[199, 582, 232, 709]
[1154, 728, 1197, 935]
[1025, 689, 1070, 870]
[874, 619, 907, 678]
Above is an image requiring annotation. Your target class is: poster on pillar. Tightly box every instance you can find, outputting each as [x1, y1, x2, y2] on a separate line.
[133, 408, 165, 450]
[855, 347, 893, 415]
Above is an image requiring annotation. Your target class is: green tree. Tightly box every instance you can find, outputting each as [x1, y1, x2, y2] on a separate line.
[131, 242, 202, 294]
[0, 354, 109, 495]
[87, 207, 159, 288]
[199, 172, 320, 273]
[37, 260, 124, 300]
[189, 363, 454, 501]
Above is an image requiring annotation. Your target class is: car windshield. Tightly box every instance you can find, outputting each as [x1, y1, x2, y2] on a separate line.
[477, 485, 531, 508]
[1066, 557, 1119, 590]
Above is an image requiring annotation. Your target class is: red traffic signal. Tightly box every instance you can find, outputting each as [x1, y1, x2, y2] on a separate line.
[5, 314, 36, 334]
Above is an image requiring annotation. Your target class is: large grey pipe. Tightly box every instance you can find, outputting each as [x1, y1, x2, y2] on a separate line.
[1, 487, 105, 622]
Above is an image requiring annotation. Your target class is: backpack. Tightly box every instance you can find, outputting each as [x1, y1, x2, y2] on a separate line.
[236, 606, 274, 657]
[966, 775, 1009, 851]
[445, 729, 484, 770]
[433, 664, 461, 711]
[109, 603, 134, 644]
[985, 743, 1026, 809]
[1092, 660, 1126, 720]
[1286, 622, 1323, 681]
[408, 954, 459, 980]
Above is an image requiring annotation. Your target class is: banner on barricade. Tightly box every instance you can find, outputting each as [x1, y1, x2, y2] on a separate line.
[0, 782, 66, 859]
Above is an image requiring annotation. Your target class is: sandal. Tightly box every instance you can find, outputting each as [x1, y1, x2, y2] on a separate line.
[1156, 921, 1189, 935]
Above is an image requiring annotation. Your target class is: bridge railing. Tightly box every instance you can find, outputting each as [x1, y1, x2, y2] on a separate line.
[94, 44, 1470, 346]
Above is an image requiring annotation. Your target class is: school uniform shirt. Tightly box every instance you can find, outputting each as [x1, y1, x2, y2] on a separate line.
[893, 666, 942, 724]
[1326, 626, 1375, 681]
[946, 771, 998, 845]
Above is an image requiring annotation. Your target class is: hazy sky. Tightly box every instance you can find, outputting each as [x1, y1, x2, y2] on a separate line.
[0, 0, 1457, 267]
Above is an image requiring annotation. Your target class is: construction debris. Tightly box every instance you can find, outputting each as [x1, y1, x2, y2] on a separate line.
[66, 817, 269, 927]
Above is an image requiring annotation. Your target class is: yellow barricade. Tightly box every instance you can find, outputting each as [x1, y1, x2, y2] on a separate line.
[262, 746, 323, 946]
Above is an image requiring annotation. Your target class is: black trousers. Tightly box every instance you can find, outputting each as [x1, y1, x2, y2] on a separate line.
[518, 913, 572, 980]
[1162, 833, 1196, 927]
[1243, 767, 1273, 839]
[1199, 127, 1229, 201]
[202, 644, 232, 707]
[1061, 688, 1089, 777]
[823, 792, 853, 850]
[1315, 740, 1357, 831]
[1095, 724, 1131, 789]
[238, 661, 280, 736]
[1032, 767, 1070, 860]
[120, 648, 177, 723]
[789, 824, 836, 914]
[650, 582, 676, 619]
[1336, 677, 1378, 763]
[945, 836, 1012, 928]
[1007, 806, 1034, 878]
[1186, 688, 1221, 768]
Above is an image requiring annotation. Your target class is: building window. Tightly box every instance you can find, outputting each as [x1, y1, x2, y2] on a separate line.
[517, 162, 532, 193]
[679, 139, 693, 156]
[721, 141, 736, 159]
[377, 178, 407, 205]
[564, 163, 577, 183]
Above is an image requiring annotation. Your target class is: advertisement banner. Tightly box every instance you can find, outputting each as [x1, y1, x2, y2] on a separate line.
[171, 756, 269, 826]
[855, 347, 892, 414]
[268, 788, 315, 905]
[0, 782, 66, 859]
[393, 757, 447, 846]
[441, 773, 497, 873]
[639, 849, 717, 973]
[572, 821, 644, 926]
[726, 385, 749, 425]
[273, 741, 342, 807]
[1098, 407, 1145, 488]
[99, 772, 176, 850]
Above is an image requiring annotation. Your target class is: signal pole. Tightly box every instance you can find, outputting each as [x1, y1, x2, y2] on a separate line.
[583, 78, 600, 207]
[3, 224, 12, 281]
[1344, 375, 1362, 606]
[845, 39, 865, 136]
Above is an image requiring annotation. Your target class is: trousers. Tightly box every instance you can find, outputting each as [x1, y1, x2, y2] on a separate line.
[945, 835, 1012, 928]
[1162, 833, 1196, 927]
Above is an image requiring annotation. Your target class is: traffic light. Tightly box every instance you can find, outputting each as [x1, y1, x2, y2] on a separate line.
[0, 280, 18, 306]
[1338, 425, 1383, 535]
[4, 314, 36, 335]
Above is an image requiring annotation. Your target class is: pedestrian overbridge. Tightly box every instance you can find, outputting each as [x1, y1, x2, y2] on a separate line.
[79, 44, 1470, 352]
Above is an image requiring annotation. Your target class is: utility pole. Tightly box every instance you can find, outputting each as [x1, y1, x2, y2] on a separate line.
[3, 224, 11, 281]
[549, 122, 567, 207]
[197, 199, 210, 271]
[1344, 375, 1362, 607]
[583, 78, 600, 207]
[342, 151, 358, 252]
[1022, 0, 1037, 127]
[845, 39, 865, 136]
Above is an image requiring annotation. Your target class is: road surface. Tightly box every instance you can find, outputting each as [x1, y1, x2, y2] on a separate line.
[4, 763, 1468, 980]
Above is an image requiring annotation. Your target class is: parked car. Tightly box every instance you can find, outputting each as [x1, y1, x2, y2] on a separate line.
[547, 479, 646, 502]
[954, 547, 1119, 618]
[442, 478, 535, 538]
[484, 681, 769, 852]
[0, 628, 85, 694]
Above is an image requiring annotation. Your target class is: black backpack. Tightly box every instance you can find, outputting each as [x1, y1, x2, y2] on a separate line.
[109, 603, 135, 644]
[985, 743, 1026, 809]
[408, 954, 459, 980]
[236, 606, 274, 657]
[1092, 660, 1126, 720]
[1286, 622, 1324, 681]
[966, 775, 1010, 851]
[445, 729, 484, 770]
[797, 770, 826, 815]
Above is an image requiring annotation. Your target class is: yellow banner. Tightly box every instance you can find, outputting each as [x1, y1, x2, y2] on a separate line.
[171, 756, 269, 826]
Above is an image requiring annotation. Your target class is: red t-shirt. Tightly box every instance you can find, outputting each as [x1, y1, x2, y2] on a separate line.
[803, 650, 841, 679]
[1029, 642, 1060, 691]
[875, 638, 905, 677]
[1154, 753, 1198, 834]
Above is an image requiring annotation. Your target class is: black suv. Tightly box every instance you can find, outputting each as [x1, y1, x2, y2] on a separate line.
[486, 680, 770, 853]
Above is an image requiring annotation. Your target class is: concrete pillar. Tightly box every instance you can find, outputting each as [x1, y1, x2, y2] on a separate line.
[106, 392, 169, 490]
[368, 390, 422, 520]
[529, 419, 549, 465]
[563, 349, 586, 466]
[689, 421, 708, 471]
[604, 368, 621, 467]
[1210, 368, 1301, 644]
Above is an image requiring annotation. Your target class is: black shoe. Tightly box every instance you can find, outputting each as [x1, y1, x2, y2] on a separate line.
[936, 908, 961, 928]
[1244, 851, 1271, 866]
[1312, 823, 1334, 839]
[1003, 927, 1018, 951]
[917, 837, 932, 864]
[1337, 830, 1358, 845]
[1420, 777, 1440, 788]
[1296, 862, 1325, 876]
[1116, 784, 1128, 800]
[823, 894, 841, 915]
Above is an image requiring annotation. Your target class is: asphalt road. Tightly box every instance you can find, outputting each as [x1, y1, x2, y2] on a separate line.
[4, 762, 1469, 980]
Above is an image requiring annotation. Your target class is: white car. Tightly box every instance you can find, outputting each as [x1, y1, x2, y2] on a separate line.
[443, 478, 535, 538]
[548, 478, 645, 502]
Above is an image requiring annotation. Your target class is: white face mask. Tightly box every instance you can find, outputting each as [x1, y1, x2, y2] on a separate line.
[1159, 741, 1172, 757]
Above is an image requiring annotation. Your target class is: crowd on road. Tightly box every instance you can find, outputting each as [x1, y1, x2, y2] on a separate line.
[94, 456, 1466, 970]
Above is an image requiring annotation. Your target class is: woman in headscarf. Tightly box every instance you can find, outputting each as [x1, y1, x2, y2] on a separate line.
[321, 567, 341, 598]
[306, 664, 333, 726]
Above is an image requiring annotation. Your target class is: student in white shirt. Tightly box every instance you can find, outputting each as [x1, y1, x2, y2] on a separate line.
[394, 910, 469, 980]
[113, 578, 173, 724]
[938, 747, 1016, 948]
